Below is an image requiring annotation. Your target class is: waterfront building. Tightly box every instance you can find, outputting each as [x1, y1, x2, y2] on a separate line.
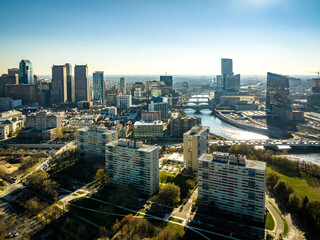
[160, 75, 173, 87]
[18, 59, 34, 84]
[106, 139, 159, 196]
[198, 152, 266, 222]
[183, 125, 209, 172]
[134, 120, 163, 138]
[148, 100, 169, 120]
[116, 94, 132, 109]
[77, 126, 118, 158]
[26, 110, 61, 130]
[65, 63, 75, 102]
[141, 111, 161, 122]
[51, 65, 67, 104]
[93, 71, 104, 102]
[120, 77, 126, 94]
[75, 65, 89, 102]
[170, 113, 201, 138]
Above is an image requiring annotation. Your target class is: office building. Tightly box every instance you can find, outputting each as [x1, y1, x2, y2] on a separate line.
[0, 68, 19, 85]
[93, 71, 104, 102]
[198, 152, 266, 222]
[141, 111, 161, 122]
[75, 65, 89, 102]
[308, 78, 320, 112]
[18, 59, 34, 84]
[120, 77, 126, 94]
[170, 113, 201, 138]
[8, 68, 18, 75]
[148, 100, 169, 120]
[183, 125, 209, 172]
[26, 110, 61, 130]
[106, 139, 159, 196]
[134, 120, 163, 138]
[221, 58, 240, 92]
[77, 126, 118, 158]
[182, 82, 189, 94]
[65, 63, 75, 102]
[2, 84, 38, 105]
[0, 97, 22, 111]
[116, 94, 132, 109]
[51, 65, 67, 104]
[160, 75, 173, 87]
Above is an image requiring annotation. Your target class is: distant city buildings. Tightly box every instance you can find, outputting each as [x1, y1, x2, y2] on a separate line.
[0, 68, 19, 85]
[308, 78, 320, 112]
[65, 63, 75, 102]
[51, 65, 67, 104]
[141, 111, 161, 122]
[134, 120, 163, 138]
[18, 59, 34, 84]
[198, 152, 266, 222]
[183, 125, 209, 172]
[106, 139, 159, 196]
[26, 110, 61, 131]
[116, 94, 132, 109]
[170, 113, 201, 138]
[148, 100, 169, 120]
[120, 77, 126, 94]
[77, 126, 118, 158]
[75, 65, 89, 102]
[0, 97, 22, 111]
[160, 75, 173, 87]
[93, 71, 104, 102]
[221, 58, 240, 92]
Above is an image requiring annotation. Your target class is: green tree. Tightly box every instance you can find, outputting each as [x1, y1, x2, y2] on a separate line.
[158, 183, 180, 206]
[288, 193, 301, 211]
[266, 233, 274, 240]
[266, 172, 280, 189]
[274, 179, 293, 202]
[94, 168, 108, 184]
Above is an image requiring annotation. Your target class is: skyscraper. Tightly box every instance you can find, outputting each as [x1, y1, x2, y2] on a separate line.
[18, 59, 34, 84]
[93, 71, 104, 102]
[221, 58, 240, 92]
[75, 65, 89, 102]
[65, 63, 75, 102]
[266, 72, 290, 111]
[120, 77, 126, 94]
[160, 75, 173, 87]
[51, 65, 67, 103]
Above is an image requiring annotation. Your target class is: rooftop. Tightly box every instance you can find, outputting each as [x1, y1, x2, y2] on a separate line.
[107, 138, 158, 152]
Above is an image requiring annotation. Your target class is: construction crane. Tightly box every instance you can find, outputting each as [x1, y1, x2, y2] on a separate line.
[307, 70, 320, 78]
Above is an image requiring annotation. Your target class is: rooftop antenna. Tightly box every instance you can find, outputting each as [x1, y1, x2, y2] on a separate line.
[307, 70, 320, 78]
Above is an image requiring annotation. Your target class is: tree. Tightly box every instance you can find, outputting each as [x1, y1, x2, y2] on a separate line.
[185, 179, 195, 190]
[266, 233, 274, 240]
[302, 196, 309, 210]
[158, 183, 180, 206]
[25, 197, 43, 215]
[266, 172, 280, 189]
[274, 179, 292, 202]
[94, 169, 108, 184]
[288, 193, 301, 211]
[159, 172, 168, 183]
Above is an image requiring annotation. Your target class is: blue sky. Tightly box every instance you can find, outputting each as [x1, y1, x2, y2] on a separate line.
[0, 0, 320, 75]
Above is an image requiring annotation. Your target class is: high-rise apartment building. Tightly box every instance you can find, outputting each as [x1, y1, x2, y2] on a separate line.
[183, 125, 209, 172]
[19, 59, 34, 84]
[120, 77, 126, 94]
[51, 65, 67, 104]
[106, 139, 159, 196]
[77, 126, 118, 158]
[75, 65, 89, 102]
[198, 152, 266, 222]
[93, 71, 104, 102]
[65, 63, 75, 102]
[116, 94, 132, 109]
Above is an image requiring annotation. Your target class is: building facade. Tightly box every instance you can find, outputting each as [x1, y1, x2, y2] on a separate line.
[65, 63, 75, 102]
[148, 101, 169, 120]
[198, 152, 266, 222]
[77, 126, 118, 157]
[170, 114, 201, 138]
[51, 65, 67, 104]
[160, 75, 173, 87]
[183, 125, 209, 172]
[120, 77, 126, 94]
[26, 111, 61, 130]
[141, 111, 161, 122]
[18, 59, 34, 84]
[106, 139, 159, 196]
[75, 65, 89, 102]
[116, 95, 132, 109]
[134, 120, 163, 138]
[93, 71, 104, 102]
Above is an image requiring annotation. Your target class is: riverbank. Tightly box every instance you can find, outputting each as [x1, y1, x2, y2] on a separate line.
[214, 111, 282, 138]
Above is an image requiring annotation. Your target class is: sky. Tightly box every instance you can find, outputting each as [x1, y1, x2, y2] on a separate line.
[0, 0, 320, 76]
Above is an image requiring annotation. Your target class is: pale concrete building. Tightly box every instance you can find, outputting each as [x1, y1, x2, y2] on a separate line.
[198, 152, 266, 222]
[116, 94, 132, 109]
[26, 110, 61, 130]
[183, 125, 209, 172]
[77, 126, 118, 157]
[106, 139, 159, 196]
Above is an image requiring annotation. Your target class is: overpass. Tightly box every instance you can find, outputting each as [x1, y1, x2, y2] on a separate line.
[209, 139, 320, 150]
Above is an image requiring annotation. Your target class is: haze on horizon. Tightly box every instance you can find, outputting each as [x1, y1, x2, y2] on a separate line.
[0, 0, 319, 76]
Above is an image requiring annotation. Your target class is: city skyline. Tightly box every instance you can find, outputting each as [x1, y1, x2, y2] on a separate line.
[0, 0, 320, 76]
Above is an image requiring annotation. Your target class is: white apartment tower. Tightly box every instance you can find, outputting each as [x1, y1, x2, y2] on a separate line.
[183, 125, 209, 172]
[198, 152, 266, 222]
[116, 94, 132, 109]
[77, 126, 118, 157]
[106, 139, 159, 196]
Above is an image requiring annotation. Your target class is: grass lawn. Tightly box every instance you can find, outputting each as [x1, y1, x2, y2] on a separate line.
[76, 191, 85, 195]
[0, 186, 4, 191]
[265, 211, 275, 231]
[269, 201, 289, 235]
[164, 222, 185, 236]
[267, 167, 320, 201]
[168, 217, 183, 224]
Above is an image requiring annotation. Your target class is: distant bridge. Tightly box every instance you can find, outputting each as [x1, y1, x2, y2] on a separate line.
[209, 139, 320, 150]
[172, 104, 215, 114]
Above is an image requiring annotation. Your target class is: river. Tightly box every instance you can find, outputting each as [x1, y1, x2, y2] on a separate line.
[184, 109, 320, 165]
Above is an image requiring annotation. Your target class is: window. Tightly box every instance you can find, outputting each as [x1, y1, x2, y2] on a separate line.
[202, 183, 209, 190]
[248, 204, 255, 212]
[202, 193, 209, 201]
[248, 192, 255, 200]
[139, 161, 144, 167]
[202, 162, 209, 168]
[139, 170, 144, 176]
[248, 169, 256, 177]
[202, 172, 209, 180]
[248, 180, 255, 188]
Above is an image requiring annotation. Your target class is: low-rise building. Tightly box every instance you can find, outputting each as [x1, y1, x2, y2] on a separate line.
[106, 139, 159, 196]
[198, 152, 266, 222]
[26, 110, 61, 130]
[134, 120, 163, 138]
[170, 113, 201, 138]
[77, 126, 118, 157]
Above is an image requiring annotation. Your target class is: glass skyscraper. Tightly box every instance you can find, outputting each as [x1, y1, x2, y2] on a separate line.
[266, 72, 290, 111]
[93, 71, 104, 102]
[18, 59, 34, 84]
